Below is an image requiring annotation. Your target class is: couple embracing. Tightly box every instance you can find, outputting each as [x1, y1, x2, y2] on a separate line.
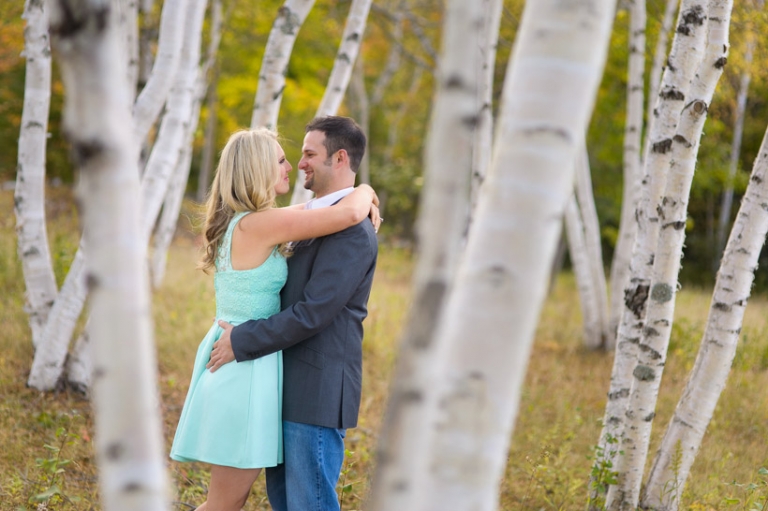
[170, 116, 380, 511]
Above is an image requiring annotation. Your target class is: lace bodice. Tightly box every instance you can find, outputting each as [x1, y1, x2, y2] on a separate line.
[213, 211, 287, 324]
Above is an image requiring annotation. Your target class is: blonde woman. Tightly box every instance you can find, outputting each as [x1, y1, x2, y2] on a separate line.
[170, 127, 379, 511]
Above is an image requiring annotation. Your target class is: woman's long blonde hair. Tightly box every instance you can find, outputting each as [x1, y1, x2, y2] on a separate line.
[200, 128, 281, 272]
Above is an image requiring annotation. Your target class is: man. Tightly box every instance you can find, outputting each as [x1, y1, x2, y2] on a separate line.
[207, 115, 378, 511]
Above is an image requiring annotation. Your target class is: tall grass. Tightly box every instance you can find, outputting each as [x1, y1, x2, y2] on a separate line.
[2, 187, 768, 510]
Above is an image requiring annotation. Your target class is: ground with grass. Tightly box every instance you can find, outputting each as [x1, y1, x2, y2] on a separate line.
[1, 187, 767, 510]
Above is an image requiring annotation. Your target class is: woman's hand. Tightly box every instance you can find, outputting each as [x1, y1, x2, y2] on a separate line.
[369, 204, 382, 233]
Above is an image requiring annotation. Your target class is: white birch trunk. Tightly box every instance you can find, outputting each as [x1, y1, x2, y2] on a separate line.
[132, 0, 187, 144]
[46, 0, 169, 508]
[715, 0, 761, 258]
[641, 121, 768, 511]
[414, 0, 616, 509]
[291, 0, 372, 204]
[646, 0, 679, 140]
[349, 54, 370, 184]
[139, 0, 207, 245]
[150, 0, 222, 289]
[594, 0, 708, 485]
[138, 0, 155, 88]
[118, 0, 140, 102]
[469, 0, 503, 212]
[607, 2, 731, 508]
[366, 2, 485, 510]
[28, 247, 87, 390]
[575, 146, 610, 349]
[608, 0, 646, 349]
[15, 0, 58, 349]
[250, 0, 316, 130]
[565, 195, 603, 348]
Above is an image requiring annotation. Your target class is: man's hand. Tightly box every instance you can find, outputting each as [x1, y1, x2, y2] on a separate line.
[207, 320, 236, 372]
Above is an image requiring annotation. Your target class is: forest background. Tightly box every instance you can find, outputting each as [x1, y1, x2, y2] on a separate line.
[2, 0, 767, 287]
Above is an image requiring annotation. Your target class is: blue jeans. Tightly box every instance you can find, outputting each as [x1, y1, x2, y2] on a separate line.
[266, 421, 347, 511]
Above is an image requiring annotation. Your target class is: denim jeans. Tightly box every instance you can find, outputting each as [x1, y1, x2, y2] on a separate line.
[266, 420, 347, 511]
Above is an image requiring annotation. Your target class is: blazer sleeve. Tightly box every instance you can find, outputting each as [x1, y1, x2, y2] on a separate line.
[230, 222, 377, 362]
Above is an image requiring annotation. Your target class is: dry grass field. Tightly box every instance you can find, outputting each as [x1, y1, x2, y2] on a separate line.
[1, 187, 767, 510]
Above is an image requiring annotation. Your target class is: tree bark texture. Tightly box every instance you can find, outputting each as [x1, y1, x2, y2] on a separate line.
[15, 0, 58, 350]
[414, 0, 616, 509]
[607, 2, 731, 508]
[46, 0, 169, 508]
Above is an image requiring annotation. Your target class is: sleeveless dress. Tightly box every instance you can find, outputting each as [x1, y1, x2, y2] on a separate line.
[170, 211, 287, 469]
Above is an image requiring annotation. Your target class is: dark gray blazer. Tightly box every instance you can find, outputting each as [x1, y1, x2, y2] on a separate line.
[230, 219, 378, 429]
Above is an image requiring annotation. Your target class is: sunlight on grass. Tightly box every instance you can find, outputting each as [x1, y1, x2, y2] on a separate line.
[3, 188, 768, 510]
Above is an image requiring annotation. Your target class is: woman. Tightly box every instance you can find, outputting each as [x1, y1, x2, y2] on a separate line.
[170, 128, 379, 511]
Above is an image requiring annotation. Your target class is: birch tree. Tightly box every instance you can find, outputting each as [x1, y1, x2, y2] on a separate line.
[47, 0, 169, 508]
[593, 0, 708, 483]
[367, 1, 486, 509]
[250, 0, 316, 130]
[608, 0, 646, 349]
[715, 0, 763, 259]
[607, 2, 732, 507]
[469, 0, 503, 211]
[15, 0, 58, 349]
[641, 120, 768, 511]
[408, 0, 616, 508]
[291, 0, 372, 204]
[570, 146, 610, 349]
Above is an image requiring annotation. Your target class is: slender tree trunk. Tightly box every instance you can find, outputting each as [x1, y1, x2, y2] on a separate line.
[607, 2, 732, 508]
[641, 120, 768, 511]
[594, 0, 708, 491]
[15, 0, 58, 349]
[291, 0, 372, 204]
[469, 0, 503, 212]
[367, 2, 486, 509]
[119, 0, 140, 102]
[47, 0, 169, 508]
[565, 194, 603, 348]
[608, 0, 646, 350]
[139, 0, 208, 244]
[250, 0, 316, 130]
[715, 0, 762, 261]
[412, 0, 616, 509]
[575, 146, 610, 349]
[646, 0, 679, 138]
[382, 66, 424, 163]
[133, 0, 187, 144]
[196, 64, 218, 202]
[370, 7, 403, 107]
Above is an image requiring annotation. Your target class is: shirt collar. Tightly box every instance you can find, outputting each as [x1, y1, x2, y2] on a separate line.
[306, 187, 355, 210]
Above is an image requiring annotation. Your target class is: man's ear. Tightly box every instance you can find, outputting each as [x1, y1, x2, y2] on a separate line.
[335, 148, 349, 168]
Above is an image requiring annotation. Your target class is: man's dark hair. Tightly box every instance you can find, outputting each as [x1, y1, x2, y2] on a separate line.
[306, 116, 366, 173]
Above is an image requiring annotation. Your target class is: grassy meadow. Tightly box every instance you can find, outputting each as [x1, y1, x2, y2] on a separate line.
[1, 186, 768, 510]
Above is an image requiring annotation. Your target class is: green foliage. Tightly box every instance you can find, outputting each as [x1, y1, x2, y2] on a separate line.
[721, 467, 768, 511]
[586, 434, 620, 511]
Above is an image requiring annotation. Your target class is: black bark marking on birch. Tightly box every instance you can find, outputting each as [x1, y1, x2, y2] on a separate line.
[633, 365, 655, 381]
[662, 220, 686, 231]
[23, 246, 41, 257]
[643, 326, 659, 338]
[461, 115, 480, 130]
[638, 343, 663, 360]
[760, 202, 768, 212]
[651, 282, 674, 302]
[411, 280, 446, 349]
[445, 74, 464, 89]
[52, 0, 109, 38]
[93, 367, 106, 379]
[26, 120, 44, 130]
[278, 7, 301, 35]
[677, 5, 706, 36]
[659, 87, 684, 101]
[608, 388, 630, 400]
[673, 134, 692, 148]
[715, 56, 728, 69]
[85, 272, 100, 292]
[643, 412, 656, 422]
[346, 32, 360, 42]
[751, 174, 763, 184]
[672, 415, 694, 429]
[608, 415, 621, 425]
[713, 301, 731, 312]
[486, 265, 508, 287]
[105, 442, 124, 460]
[123, 482, 141, 493]
[691, 100, 708, 115]
[337, 52, 351, 64]
[400, 389, 422, 403]
[652, 138, 673, 154]
[29, 0, 44, 10]
[624, 284, 649, 319]
[272, 85, 285, 101]
[70, 139, 105, 167]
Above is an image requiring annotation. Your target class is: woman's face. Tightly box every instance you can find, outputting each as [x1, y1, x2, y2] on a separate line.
[275, 142, 292, 195]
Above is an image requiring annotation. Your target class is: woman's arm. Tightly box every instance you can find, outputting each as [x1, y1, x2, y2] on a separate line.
[242, 184, 379, 247]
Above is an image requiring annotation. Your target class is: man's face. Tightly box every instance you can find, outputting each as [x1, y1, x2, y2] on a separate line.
[299, 130, 334, 196]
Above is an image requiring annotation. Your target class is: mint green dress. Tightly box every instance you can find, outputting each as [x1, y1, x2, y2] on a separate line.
[170, 212, 287, 469]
